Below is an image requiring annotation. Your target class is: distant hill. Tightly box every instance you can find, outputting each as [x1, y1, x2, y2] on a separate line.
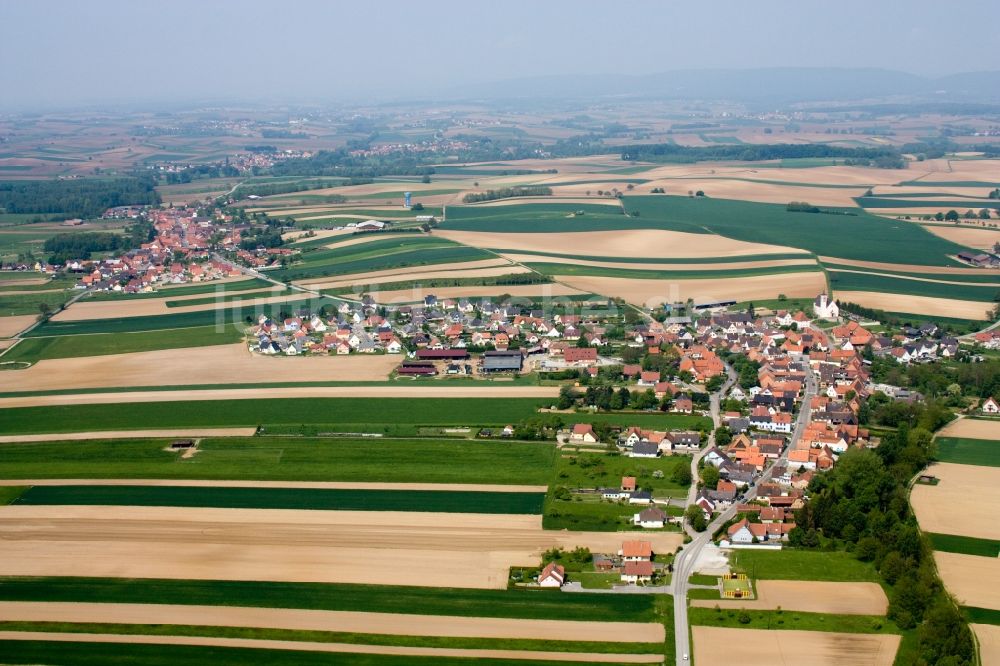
[445, 68, 1000, 105]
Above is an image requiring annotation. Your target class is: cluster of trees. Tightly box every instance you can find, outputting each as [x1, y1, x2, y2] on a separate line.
[462, 186, 552, 204]
[786, 201, 821, 213]
[0, 175, 160, 219]
[925, 209, 994, 222]
[791, 433, 975, 664]
[238, 225, 284, 251]
[721, 352, 760, 390]
[162, 164, 239, 184]
[43, 232, 127, 264]
[867, 353, 1000, 403]
[619, 143, 903, 165]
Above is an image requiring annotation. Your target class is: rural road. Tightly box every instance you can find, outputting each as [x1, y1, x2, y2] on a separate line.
[672, 354, 816, 665]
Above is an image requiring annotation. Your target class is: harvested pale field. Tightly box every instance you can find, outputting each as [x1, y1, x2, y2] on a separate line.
[691, 580, 887, 615]
[934, 551, 1000, 610]
[0, 601, 661, 644]
[831, 291, 991, 320]
[0, 315, 36, 338]
[828, 268, 1000, 288]
[922, 224, 1000, 251]
[296, 257, 515, 287]
[871, 184, 999, 197]
[0, 428, 257, 443]
[0, 632, 663, 664]
[912, 463, 1000, 540]
[0, 479, 548, 493]
[0, 288, 64, 296]
[298, 265, 531, 292]
[0, 385, 561, 409]
[937, 417, 1000, 439]
[637, 179, 866, 207]
[554, 272, 826, 309]
[818, 256, 998, 275]
[0, 505, 682, 589]
[501, 253, 818, 272]
[370, 283, 586, 303]
[5, 343, 399, 391]
[641, 163, 909, 187]
[52, 292, 302, 321]
[973, 624, 1000, 666]
[692, 627, 899, 666]
[438, 229, 807, 259]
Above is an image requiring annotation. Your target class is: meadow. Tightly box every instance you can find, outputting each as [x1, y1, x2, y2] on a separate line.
[0, 437, 556, 484]
[525, 262, 821, 280]
[86, 278, 271, 300]
[12, 485, 546, 514]
[731, 549, 879, 582]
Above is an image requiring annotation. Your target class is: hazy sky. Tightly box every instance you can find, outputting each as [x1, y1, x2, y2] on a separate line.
[2, 0, 998, 109]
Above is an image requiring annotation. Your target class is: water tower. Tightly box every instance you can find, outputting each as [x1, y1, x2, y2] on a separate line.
[404, 192, 412, 209]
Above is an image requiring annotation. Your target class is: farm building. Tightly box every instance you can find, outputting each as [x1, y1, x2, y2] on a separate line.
[415, 349, 470, 361]
[481, 350, 522, 373]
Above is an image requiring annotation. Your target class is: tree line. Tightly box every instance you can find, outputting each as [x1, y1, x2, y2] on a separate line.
[462, 186, 552, 203]
[43, 232, 127, 264]
[619, 143, 904, 167]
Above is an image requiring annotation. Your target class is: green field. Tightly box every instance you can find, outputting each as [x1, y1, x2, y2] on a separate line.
[0, 641, 617, 666]
[0, 437, 556, 484]
[86, 278, 271, 300]
[934, 436, 1000, 467]
[0, 289, 69, 316]
[561, 412, 711, 431]
[269, 236, 491, 282]
[856, 196, 1000, 210]
[526, 262, 821, 280]
[2, 324, 245, 362]
[963, 606, 1000, 626]
[14, 485, 545, 514]
[828, 270, 1000, 302]
[164, 288, 291, 308]
[689, 607, 894, 634]
[0, 397, 555, 435]
[926, 533, 1000, 558]
[0, 576, 656, 622]
[485, 247, 810, 264]
[443, 197, 976, 266]
[23, 296, 328, 336]
[731, 549, 879, 582]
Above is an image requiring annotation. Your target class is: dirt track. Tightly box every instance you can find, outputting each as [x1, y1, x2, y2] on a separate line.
[0, 601, 663, 643]
[692, 626, 900, 666]
[555, 272, 826, 309]
[437, 229, 806, 259]
[831, 290, 991, 320]
[0, 479, 549, 493]
[5, 343, 400, 391]
[690, 580, 887, 615]
[0, 631, 663, 663]
[934, 551, 1000, 610]
[0, 384, 561, 409]
[0, 505, 683, 589]
[911, 463, 1000, 540]
[0, 428, 257, 443]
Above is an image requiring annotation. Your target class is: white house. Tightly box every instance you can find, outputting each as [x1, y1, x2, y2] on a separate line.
[538, 562, 565, 588]
[633, 507, 667, 529]
[982, 397, 1000, 414]
[813, 292, 839, 319]
[570, 423, 598, 443]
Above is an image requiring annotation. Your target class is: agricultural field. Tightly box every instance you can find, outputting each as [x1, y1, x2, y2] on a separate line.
[691, 627, 899, 666]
